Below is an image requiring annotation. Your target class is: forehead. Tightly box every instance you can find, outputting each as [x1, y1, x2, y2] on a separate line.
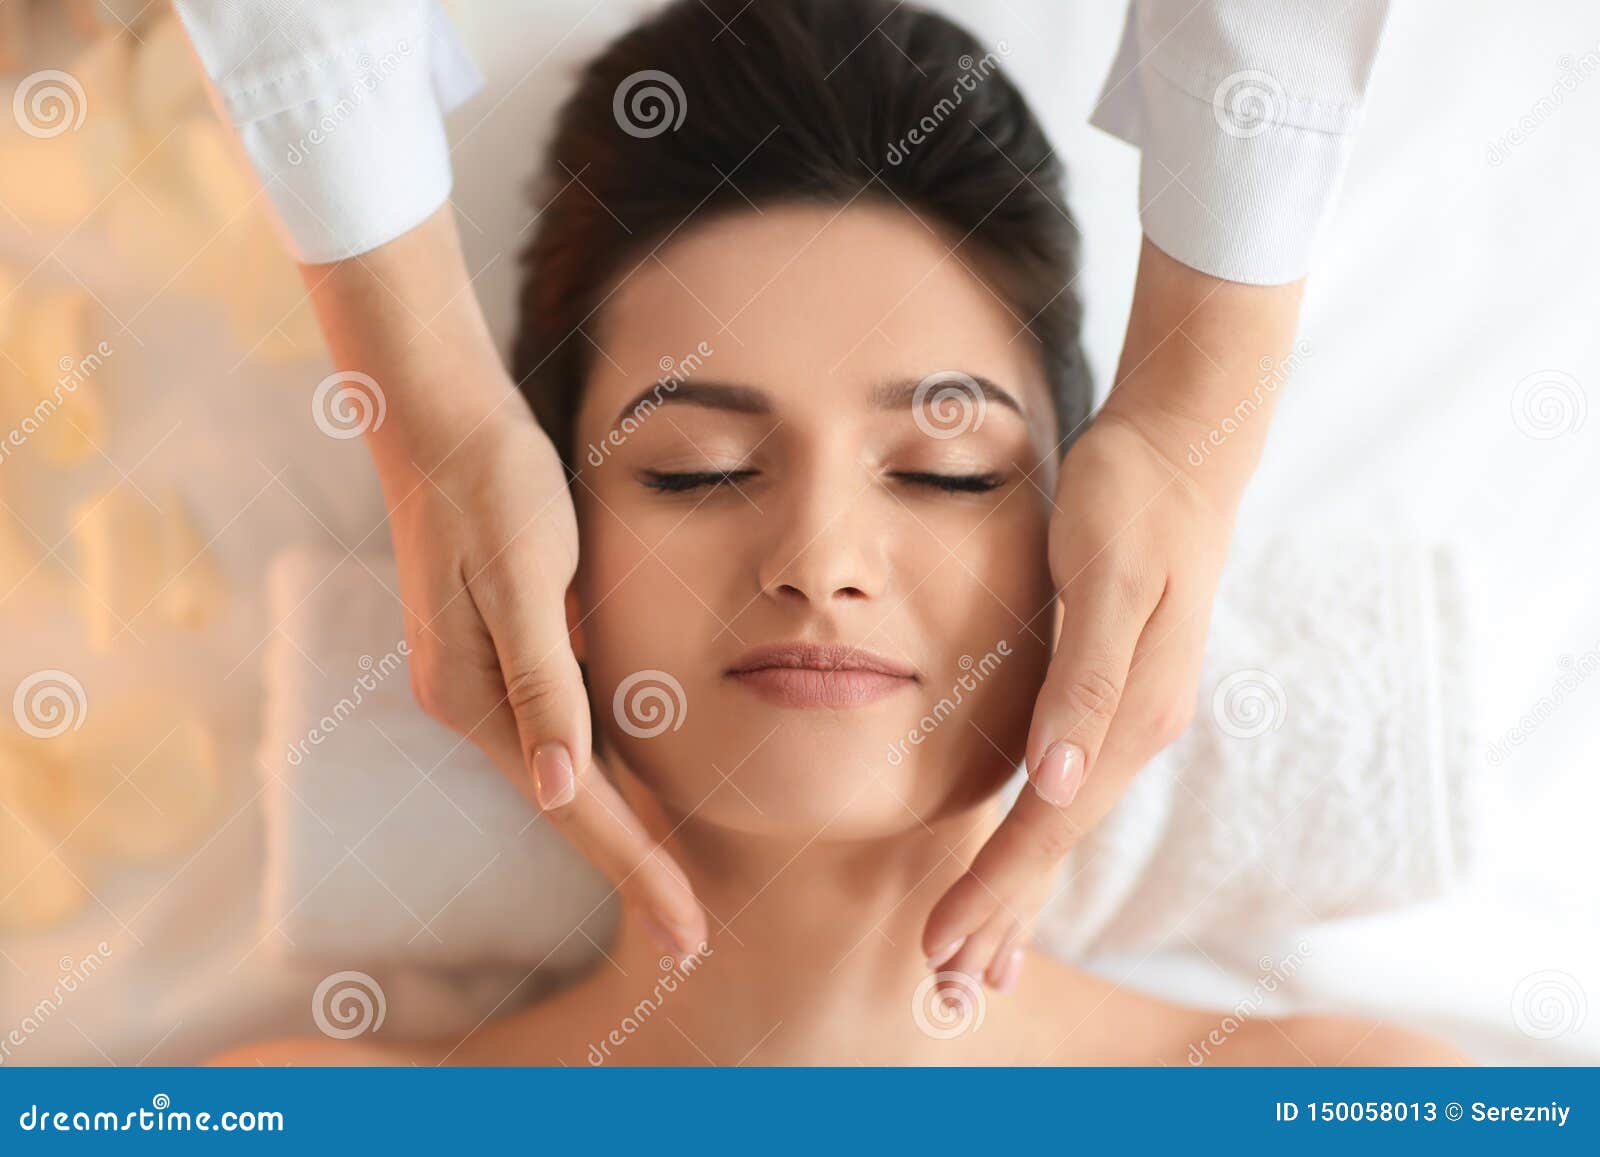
[583, 200, 1054, 427]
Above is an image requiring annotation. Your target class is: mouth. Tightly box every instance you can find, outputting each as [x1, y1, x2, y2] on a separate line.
[725, 642, 918, 709]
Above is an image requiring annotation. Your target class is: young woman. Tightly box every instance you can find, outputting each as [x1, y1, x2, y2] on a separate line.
[217, 0, 1463, 1066]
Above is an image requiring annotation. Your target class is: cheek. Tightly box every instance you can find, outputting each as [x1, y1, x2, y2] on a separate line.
[573, 504, 735, 796]
[570, 480, 1056, 830]
[906, 486, 1055, 637]
[902, 497, 1054, 768]
[575, 504, 710, 680]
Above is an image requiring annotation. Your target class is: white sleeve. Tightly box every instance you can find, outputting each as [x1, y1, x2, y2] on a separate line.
[171, 0, 484, 263]
[1091, 0, 1390, 285]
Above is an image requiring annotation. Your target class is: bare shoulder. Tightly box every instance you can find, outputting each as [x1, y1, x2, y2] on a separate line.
[1009, 952, 1230, 1064]
[208, 969, 613, 1068]
[1013, 953, 1469, 1066]
[207, 1036, 437, 1067]
[1260, 1015, 1472, 1066]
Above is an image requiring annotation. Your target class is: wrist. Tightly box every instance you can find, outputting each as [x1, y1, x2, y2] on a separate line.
[358, 339, 529, 483]
[298, 204, 536, 481]
[1103, 238, 1307, 497]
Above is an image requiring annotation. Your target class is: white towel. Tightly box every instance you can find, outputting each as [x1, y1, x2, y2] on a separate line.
[258, 536, 1480, 971]
[1036, 536, 1481, 960]
[258, 546, 615, 974]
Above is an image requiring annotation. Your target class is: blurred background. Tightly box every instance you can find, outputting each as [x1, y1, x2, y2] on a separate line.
[0, 0, 1596, 1065]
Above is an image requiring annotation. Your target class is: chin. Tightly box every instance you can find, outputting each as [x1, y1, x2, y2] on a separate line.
[608, 707, 1020, 841]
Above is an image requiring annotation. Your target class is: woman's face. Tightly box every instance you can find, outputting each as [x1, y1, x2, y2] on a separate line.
[570, 201, 1058, 840]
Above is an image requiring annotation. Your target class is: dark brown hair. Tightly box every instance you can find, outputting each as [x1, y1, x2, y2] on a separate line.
[513, 0, 1089, 468]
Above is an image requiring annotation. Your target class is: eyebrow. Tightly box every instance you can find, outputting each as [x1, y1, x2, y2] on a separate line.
[611, 374, 1025, 425]
[869, 375, 1024, 418]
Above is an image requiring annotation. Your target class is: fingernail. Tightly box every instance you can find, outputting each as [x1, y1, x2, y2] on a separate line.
[532, 741, 576, 809]
[1031, 740, 1084, 807]
[997, 946, 1024, 994]
[926, 936, 966, 970]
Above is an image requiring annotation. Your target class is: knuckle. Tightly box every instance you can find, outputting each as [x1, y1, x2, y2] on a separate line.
[504, 666, 563, 722]
[410, 665, 458, 727]
[1060, 667, 1123, 730]
[1104, 550, 1154, 609]
[1033, 820, 1079, 861]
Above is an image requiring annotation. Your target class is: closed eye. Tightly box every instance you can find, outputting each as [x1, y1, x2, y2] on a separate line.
[640, 468, 758, 493]
[892, 471, 1005, 494]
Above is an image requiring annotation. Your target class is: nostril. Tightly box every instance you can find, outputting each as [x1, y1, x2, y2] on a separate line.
[767, 582, 870, 602]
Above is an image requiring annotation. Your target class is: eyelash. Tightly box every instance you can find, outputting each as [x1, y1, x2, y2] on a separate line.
[895, 471, 1005, 494]
[640, 470, 1004, 494]
[642, 469, 757, 493]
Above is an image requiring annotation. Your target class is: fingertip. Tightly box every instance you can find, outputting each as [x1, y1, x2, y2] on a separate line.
[922, 871, 990, 959]
[921, 903, 963, 962]
[996, 946, 1024, 994]
[981, 922, 1025, 988]
[677, 913, 712, 962]
[678, 894, 710, 942]
[983, 948, 1008, 988]
[650, 869, 708, 956]
[639, 912, 681, 957]
[925, 935, 966, 971]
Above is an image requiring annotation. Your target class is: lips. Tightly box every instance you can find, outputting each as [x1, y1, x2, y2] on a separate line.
[725, 643, 917, 709]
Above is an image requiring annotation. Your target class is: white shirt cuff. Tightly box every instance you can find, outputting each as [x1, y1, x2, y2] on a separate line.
[1090, 15, 1371, 286]
[185, 3, 483, 264]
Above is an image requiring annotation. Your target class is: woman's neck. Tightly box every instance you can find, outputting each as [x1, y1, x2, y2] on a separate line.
[580, 788, 1010, 1065]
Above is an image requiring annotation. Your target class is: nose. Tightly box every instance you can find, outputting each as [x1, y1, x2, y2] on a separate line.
[757, 480, 889, 605]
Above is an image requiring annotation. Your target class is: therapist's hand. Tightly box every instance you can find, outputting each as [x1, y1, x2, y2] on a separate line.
[302, 205, 707, 960]
[922, 239, 1304, 986]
